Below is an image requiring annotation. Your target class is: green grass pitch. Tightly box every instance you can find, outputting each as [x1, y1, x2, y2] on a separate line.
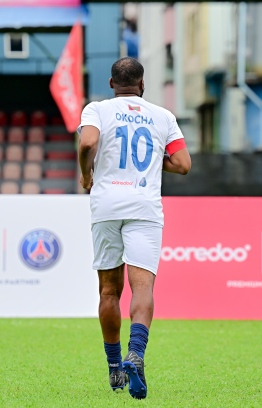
[1, 318, 262, 407]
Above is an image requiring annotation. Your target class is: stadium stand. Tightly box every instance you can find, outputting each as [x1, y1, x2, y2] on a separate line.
[0, 111, 78, 194]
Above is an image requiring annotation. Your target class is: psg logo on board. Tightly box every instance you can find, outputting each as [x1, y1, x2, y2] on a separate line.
[20, 230, 61, 270]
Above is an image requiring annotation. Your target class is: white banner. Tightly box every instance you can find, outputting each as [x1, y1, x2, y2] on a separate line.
[0, 195, 99, 317]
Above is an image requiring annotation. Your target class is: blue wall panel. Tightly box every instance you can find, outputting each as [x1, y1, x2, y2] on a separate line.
[246, 84, 262, 150]
[0, 32, 68, 74]
[86, 3, 120, 101]
[0, 3, 121, 101]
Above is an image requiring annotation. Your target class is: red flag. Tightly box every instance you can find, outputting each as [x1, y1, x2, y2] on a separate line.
[50, 22, 83, 133]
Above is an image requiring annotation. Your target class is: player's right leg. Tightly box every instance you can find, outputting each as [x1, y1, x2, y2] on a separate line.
[123, 265, 155, 399]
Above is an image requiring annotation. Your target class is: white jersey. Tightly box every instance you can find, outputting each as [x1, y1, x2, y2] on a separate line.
[78, 96, 185, 225]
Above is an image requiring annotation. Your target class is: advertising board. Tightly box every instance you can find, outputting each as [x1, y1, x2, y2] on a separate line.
[0, 195, 98, 317]
[121, 197, 262, 319]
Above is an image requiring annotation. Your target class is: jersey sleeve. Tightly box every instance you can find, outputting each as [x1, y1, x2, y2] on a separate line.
[165, 113, 187, 156]
[77, 102, 101, 134]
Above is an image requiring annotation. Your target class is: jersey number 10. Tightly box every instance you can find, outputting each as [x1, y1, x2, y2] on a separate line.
[116, 125, 153, 172]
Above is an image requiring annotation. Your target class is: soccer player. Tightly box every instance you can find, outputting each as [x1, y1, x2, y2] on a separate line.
[78, 57, 191, 399]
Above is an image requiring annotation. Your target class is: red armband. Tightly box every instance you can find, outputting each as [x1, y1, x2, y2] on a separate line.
[166, 138, 187, 156]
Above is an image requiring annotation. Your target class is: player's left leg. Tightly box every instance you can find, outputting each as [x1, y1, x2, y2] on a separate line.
[98, 264, 124, 344]
[92, 220, 127, 390]
[121, 220, 163, 399]
[98, 265, 128, 390]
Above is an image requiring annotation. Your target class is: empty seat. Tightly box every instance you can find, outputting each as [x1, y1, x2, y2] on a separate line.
[28, 127, 45, 143]
[21, 182, 41, 194]
[0, 181, 19, 194]
[0, 127, 5, 142]
[10, 111, 27, 126]
[0, 111, 7, 126]
[43, 188, 65, 194]
[23, 163, 42, 180]
[3, 163, 22, 179]
[49, 134, 74, 142]
[5, 145, 24, 161]
[30, 111, 47, 126]
[25, 145, 44, 162]
[47, 151, 76, 160]
[44, 169, 76, 178]
[51, 116, 64, 125]
[7, 127, 25, 143]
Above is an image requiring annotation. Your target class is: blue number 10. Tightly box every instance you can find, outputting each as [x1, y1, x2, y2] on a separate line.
[116, 126, 153, 172]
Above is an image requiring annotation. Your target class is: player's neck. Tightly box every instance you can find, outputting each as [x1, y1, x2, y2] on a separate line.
[115, 92, 140, 97]
[114, 86, 142, 98]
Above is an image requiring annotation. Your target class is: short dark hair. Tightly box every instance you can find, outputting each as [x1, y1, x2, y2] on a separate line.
[111, 57, 144, 87]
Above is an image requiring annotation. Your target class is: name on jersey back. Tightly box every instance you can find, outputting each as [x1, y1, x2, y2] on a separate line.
[116, 113, 154, 125]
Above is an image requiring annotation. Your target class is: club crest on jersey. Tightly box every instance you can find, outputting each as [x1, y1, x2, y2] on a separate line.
[128, 104, 141, 112]
[139, 177, 147, 187]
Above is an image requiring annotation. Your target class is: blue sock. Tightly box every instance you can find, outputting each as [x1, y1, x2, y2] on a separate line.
[128, 323, 149, 359]
[104, 341, 122, 374]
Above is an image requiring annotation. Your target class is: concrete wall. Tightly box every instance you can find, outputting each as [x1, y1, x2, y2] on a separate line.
[162, 153, 262, 196]
[208, 3, 235, 70]
[138, 2, 165, 106]
[247, 4, 262, 74]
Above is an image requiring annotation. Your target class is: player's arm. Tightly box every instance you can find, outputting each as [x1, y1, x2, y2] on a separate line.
[78, 125, 100, 189]
[163, 139, 191, 175]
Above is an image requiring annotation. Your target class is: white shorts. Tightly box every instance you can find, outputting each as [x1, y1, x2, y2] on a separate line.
[91, 220, 163, 275]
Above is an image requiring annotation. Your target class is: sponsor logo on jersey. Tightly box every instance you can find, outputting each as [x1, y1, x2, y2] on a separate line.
[116, 112, 154, 125]
[112, 180, 133, 185]
[161, 243, 251, 263]
[139, 177, 147, 187]
[20, 229, 61, 270]
[128, 104, 141, 112]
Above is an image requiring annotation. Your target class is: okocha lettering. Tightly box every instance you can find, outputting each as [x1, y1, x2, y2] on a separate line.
[116, 113, 154, 125]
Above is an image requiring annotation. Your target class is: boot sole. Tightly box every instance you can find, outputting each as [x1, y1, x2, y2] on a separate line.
[122, 361, 147, 399]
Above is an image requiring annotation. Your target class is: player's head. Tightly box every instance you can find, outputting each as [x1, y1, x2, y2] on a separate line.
[110, 57, 144, 97]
